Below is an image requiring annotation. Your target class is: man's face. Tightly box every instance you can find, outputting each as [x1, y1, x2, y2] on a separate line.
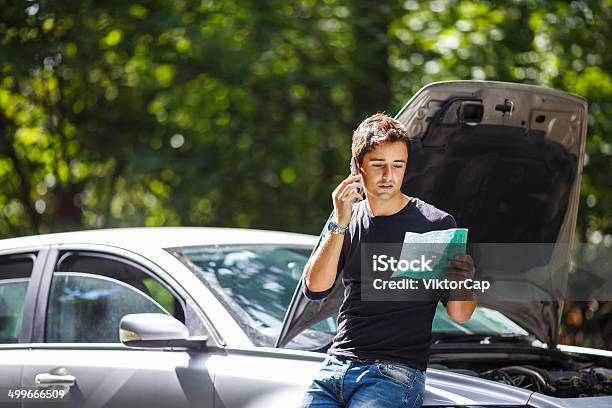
[359, 141, 408, 200]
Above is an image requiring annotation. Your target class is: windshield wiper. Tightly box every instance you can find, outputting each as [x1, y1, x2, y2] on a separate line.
[432, 333, 532, 344]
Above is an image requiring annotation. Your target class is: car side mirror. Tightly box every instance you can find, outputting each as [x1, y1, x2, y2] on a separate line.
[119, 313, 209, 350]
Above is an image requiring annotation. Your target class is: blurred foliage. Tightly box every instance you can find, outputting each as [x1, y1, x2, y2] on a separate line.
[0, 0, 610, 348]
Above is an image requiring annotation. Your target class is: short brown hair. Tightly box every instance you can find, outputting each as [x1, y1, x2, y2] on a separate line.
[351, 113, 410, 164]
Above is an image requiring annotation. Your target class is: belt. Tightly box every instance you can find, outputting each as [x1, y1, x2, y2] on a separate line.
[340, 355, 388, 364]
[341, 356, 425, 376]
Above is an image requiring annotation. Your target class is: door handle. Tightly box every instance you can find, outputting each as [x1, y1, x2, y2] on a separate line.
[35, 373, 76, 387]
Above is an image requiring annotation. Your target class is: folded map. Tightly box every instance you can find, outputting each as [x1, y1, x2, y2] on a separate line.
[391, 228, 469, 279]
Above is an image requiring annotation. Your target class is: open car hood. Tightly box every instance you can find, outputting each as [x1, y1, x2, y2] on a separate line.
[278, 81, 588, 348]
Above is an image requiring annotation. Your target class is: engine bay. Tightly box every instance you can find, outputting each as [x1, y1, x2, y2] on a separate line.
[429, 346, 612, 397]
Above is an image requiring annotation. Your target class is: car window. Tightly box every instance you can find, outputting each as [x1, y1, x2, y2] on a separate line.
[172, 245, 312, 347]
[46, 252, 186, 343]
[0, 254, 35, 343]
[294, 304, 528, 341]
[432, 303, 529, 336]
[284, 304, 529, 352]
[46, 272, 167, 343]
[56, 252, 184, 321]
[272, 303, 529, 351]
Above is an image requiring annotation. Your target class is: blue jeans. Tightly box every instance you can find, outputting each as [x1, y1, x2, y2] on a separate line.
[300, 355, 426, 408]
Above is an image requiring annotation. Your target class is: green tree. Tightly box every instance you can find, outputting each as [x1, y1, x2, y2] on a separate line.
[1, 0, 610, 347]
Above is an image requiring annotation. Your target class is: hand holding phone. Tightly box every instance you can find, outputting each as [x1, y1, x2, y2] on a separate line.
[331, 158, 363, 226]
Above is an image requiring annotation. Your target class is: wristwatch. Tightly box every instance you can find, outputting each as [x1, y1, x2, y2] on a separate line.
[327, 221, 349, 235]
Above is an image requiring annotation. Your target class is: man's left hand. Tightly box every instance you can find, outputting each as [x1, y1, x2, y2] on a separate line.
[443, 254, 475, 281]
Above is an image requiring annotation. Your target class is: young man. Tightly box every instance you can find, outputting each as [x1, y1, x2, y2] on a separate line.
[300, 113, 477, 408]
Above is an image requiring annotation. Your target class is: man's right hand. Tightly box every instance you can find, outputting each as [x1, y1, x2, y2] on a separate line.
[332, 174, 363, 226]
[305, 175, 361, 296]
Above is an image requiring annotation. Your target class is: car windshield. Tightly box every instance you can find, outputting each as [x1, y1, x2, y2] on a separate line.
[172, 244, 325, 347]
[172, 244, 529, 349]
[432, 303, 528, 336]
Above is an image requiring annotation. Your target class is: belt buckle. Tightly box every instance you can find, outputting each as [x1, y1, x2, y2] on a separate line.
[353, 356, 377, 364]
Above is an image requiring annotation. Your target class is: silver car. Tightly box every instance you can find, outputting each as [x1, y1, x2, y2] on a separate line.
[1, 81, 611, 407]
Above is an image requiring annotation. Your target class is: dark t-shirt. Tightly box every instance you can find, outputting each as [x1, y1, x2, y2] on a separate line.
[304, 197, 457, 371]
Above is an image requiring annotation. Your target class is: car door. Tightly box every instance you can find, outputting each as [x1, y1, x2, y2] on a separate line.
[0, 249, 45, 407]
[20, 246, 217, 408]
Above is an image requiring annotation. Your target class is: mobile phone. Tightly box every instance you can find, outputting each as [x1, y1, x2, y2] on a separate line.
[349, 156, 364, 201]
